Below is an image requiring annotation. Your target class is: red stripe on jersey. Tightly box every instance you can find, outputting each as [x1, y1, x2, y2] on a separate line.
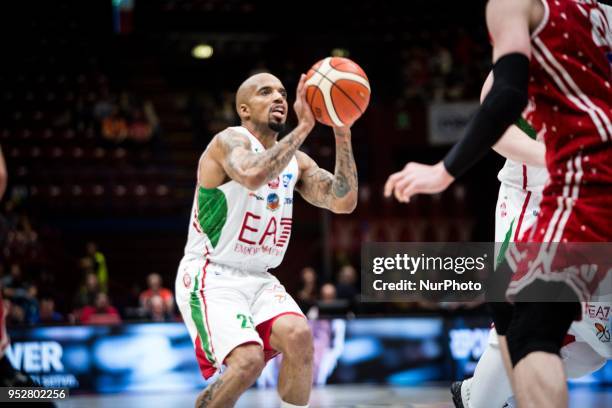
[514, 191, 532, 242]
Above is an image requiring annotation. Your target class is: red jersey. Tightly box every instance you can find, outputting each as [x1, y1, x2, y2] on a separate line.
[525, 0, 612, 193]
[507, 0, 612, 302]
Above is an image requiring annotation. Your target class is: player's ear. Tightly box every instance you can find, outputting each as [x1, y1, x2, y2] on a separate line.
[239, 103, 250, 120]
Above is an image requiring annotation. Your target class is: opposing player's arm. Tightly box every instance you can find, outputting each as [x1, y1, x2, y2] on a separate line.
[493, 126, 546, 167]
[442, 0, 533, 177]
[384, 0, 537, 203]
[296, 127, 358, 214]
[480, 72, 546, 167]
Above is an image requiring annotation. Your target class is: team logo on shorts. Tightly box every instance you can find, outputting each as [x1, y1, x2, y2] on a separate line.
[282, 173, 293, 188]
[183, 273, 192, 288]
[268, 177, 280, 189]
[595, 323, 611, 343]
[265, 284, 287, 303]
[500, 201, 507, 218]
[267, 193, 280, 211]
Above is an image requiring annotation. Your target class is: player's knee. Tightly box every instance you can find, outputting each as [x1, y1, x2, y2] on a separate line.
[227, 344, 265, 380]
[284, 322, 313, 360]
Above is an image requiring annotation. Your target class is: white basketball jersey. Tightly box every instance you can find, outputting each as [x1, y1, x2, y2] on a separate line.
[497, 159, 549, 192]
[181, 126, 299, 272]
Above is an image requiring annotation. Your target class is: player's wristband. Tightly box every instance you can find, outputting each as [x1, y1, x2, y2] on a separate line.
[443, 53, 529, 178]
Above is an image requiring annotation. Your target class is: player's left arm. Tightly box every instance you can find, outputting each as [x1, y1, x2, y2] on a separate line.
[479, 71, 546, 167]
[385, 0, 535, 202]
[296, 127, 358, 214]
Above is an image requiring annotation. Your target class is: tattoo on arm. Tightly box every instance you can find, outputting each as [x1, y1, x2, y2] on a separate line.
[221, 126, 309, 186]
[196, 378, 224, 408]
[298, 136, 358, 209]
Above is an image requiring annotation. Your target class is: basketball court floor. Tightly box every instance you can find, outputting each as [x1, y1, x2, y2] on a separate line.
[56, 384, 612, 407]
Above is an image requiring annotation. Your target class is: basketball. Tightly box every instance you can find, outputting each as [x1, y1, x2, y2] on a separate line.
[305, 57, 371, 127]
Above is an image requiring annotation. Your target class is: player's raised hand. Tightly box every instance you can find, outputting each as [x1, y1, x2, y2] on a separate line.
[384, 161, 454, 203]
[294, 74, 316, 130]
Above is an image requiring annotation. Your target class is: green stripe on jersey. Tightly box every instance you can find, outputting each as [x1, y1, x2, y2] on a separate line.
[496, 218, 515, 270]
[197, 186, 228, 248]
[515, 117, 537, 140]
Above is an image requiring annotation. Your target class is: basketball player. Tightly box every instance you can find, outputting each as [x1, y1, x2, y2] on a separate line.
[451, 112, 609, 408]
[175, 72, 358, 408]
[385, 0, 612, 406]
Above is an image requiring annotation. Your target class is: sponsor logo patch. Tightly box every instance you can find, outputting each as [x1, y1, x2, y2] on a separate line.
[595, 323, 611, 343]
[267, 193, 280, 211]
[268, 177, 280, 189]
[282, 173, 293, 188]
[183, 273, 192, 288]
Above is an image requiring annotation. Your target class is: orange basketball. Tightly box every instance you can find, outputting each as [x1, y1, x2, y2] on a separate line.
[305, 57, 370, 127]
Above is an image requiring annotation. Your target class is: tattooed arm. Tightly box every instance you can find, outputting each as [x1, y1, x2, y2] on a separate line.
[296, 127, 358, 214]
[205, 73, 315, 190]
[213, 123, 312, 190]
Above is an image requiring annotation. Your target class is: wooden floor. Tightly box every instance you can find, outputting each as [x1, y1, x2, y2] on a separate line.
[56, 384, 612, 407]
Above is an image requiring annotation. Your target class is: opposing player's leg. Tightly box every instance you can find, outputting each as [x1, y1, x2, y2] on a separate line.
[507, 298, 581, 408]
[251, 274, 312, 407]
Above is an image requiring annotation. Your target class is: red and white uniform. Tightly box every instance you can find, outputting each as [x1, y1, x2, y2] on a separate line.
[175, 126, 304, 380]
[507, 0, 612, 302]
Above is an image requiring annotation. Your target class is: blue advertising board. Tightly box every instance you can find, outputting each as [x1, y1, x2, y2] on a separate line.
[7, 318, 610, 393]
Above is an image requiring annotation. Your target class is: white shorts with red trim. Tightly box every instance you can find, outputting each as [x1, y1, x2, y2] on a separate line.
[175, 259, 305, 379]
[494, 182, 542, 244]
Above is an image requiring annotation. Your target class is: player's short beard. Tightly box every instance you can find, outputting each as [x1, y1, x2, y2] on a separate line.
[268, 121, 286, 133]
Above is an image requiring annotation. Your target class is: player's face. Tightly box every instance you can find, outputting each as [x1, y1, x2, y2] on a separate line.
[248, 79, 288, 133]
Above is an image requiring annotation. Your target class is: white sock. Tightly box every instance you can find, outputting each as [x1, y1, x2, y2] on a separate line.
[280, 401, 309, 408]
[466, 329, 513, 408]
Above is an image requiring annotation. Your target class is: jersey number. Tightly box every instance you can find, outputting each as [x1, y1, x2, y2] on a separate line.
[236, 313, 255, 329]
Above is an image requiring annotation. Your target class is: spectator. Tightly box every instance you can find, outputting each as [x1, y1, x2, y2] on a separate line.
[6, 301, 26, 326]
[139, 273, 173, 321]
[320, 283, 337, 304]
[128, 108, 153, 143]
[38, 297, 64, 324]
[1, 264, 28, 300]
[75, 271, 101, 308]
[296, 267, 318, 313]
[22, 284, 39, 325]
[80, 292, 121, 325]
[93, 87, 114, 121]
[335, 265, 358, 304]
[102, 106, 129, 142]
[84, 242, 108, 292]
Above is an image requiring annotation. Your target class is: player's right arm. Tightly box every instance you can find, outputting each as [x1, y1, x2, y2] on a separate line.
[201, 74, 316, 190]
